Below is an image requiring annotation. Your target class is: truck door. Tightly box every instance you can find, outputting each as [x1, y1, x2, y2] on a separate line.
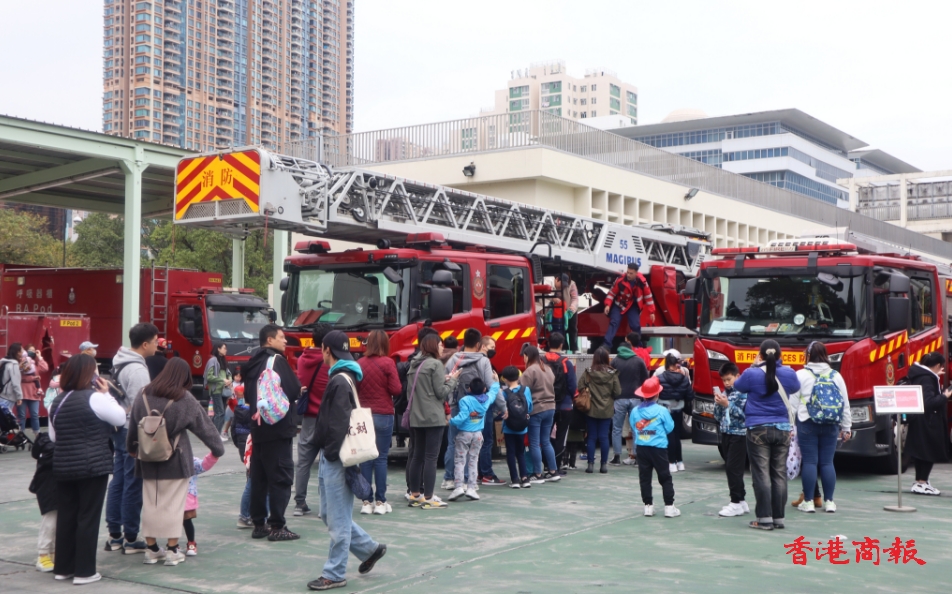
[485, 263, 534, 368]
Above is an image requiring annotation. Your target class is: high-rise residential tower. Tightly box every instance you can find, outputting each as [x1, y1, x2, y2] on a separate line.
[102, 0, 353, 151]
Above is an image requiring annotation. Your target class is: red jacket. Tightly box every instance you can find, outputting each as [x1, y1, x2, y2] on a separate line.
[357, 355, 401, 416]
[296, 349, 329, 418]
[604, 274, 656, 316]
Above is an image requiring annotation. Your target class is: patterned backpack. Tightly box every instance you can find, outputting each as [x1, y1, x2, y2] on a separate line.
[256, 356, 289, 424]
[803, 369, 845, 425]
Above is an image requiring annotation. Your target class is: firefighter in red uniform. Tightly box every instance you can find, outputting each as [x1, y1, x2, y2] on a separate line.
[603, 262, 656, 349]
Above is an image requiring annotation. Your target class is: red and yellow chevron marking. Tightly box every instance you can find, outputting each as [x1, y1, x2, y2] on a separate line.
[412, 328, 535, 345]
[650, 357, 694, 369]
[174, 150, 261, 219]
[868, 331, 908, 363]
[908, 335, 943, 365]
[945, 279, 952, 295]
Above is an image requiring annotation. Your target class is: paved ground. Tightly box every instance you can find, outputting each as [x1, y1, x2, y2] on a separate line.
[1, 435, 950, 593]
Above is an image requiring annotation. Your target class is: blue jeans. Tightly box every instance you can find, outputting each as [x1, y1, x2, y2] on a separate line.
[612, 398, 637, 457]
[359, 414, 394, 503]
[586, 417, 612, 465]
[240, 475, 270, 519]
[478, 414, 498, 479]
[797, 419, 839, 502]
[318, 451, 379, 582]
[105, 427, 142, 541]
[528, 409, 557, 474]
[443, 423, 469, 482]
[604, 305, 641, 346]
[17, 399, 40, 433]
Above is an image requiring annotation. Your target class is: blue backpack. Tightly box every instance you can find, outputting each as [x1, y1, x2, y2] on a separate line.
[803, 369, 845, 424]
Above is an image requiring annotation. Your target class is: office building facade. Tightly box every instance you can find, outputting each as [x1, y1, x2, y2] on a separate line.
[613, 109, 919, 206]
[102, 0, 353, 152]
[482, 60, 638, 124]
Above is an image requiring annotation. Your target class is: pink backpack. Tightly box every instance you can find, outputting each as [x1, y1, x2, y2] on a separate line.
[256, 356, 289, 425]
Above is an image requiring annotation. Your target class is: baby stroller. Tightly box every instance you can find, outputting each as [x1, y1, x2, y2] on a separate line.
[0, 404, 32, 453]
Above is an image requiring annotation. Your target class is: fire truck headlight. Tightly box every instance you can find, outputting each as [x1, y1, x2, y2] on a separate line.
[694, 399, 716, 417]
[828, 352, 843, 363]
[850, 405, 871, 424]
[706, 349, 728, 361]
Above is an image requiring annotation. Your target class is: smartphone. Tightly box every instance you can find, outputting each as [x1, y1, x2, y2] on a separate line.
[713, 386, 724, 398]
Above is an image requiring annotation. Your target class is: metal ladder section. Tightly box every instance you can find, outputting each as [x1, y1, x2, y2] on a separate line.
[150, 262, 169, 335]
[176, 150, 711, 276]
[0, 306, 8, 355]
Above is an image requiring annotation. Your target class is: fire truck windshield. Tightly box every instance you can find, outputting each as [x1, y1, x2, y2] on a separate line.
[699, 271, 867, 339]
[206, 305, 272, 340]
[286, 266, 408, 330]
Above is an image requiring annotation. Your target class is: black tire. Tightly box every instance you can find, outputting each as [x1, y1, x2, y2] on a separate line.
[681, 401, 693, 439]
[874, 419, 911, 474]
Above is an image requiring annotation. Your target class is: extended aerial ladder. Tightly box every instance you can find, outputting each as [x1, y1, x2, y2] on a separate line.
[173, 147, 710, 277]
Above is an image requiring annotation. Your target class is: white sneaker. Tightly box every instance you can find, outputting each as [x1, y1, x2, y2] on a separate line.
[668, 463, 678, 473]
[404, 491, 412, 501]
[73, 573, 102, 585]
[644, 504, 655, 517]
[911, 481, 941, 496]
[622, 457, 637, 466]
[664, 505, 681, 518]
[740, 500, 750, 514]
[509, 482, 522, 489]
[164, 549, 186, 566]
[440, 479, 455, 490]
[797, 501, 816, 513]
[373, 501, 391, 515]
[718, 502, 745, 517]
[465, 487, 480, 500]
[676, 461, 685, 471]
[360, 501, 374, 514]
[448, 487, 466, 501]
[143, 548, 166, 564]
[823, 500, 837, 513]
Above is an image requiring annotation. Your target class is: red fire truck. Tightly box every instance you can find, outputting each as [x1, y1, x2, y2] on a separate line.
[0, 266, 273, 390]
[683, 235, 952, 472]
[172, 149, 710, 369]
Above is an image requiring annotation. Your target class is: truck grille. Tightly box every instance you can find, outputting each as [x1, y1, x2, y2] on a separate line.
[181, 199, 254, 220]
[709, 358, 727, 373]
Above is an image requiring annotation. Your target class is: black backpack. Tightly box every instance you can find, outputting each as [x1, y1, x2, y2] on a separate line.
[544, 355, 569, 406]
[108, 361, 145, 405]
[504, 385, 530, 433]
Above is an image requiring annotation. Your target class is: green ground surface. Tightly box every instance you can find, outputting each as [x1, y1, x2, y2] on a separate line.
[1, 438, 949, 593]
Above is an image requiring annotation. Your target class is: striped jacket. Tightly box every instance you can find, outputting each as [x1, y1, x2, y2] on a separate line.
[604, 274, 656, 315]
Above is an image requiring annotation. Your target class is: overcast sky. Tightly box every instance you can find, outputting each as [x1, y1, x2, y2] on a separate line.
[1, 0, 950, 169]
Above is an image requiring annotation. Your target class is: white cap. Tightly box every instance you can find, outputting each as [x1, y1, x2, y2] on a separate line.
[662, 349, 682, 359]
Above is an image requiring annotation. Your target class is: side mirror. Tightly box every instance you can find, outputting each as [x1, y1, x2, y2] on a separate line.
[383, 266, 403, 285]
[429, 286, 453, 322]
[683, 277, 698, 296]
[887, 297, 909, 333]
[888, 273, 910, 294]
[683, 298, 698, 330]
[279, 276, 289, 291]
[280, 292, 288, 326]
[181, 319, 197, 339]
[268, 308, 277, 323]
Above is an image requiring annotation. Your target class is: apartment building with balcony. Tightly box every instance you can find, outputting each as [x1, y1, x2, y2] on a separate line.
[101, 0, 353, 152]
[481, 60, 639, 124]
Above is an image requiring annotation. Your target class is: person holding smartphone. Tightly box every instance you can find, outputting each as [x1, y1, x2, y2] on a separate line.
[905, 351, 951, 496]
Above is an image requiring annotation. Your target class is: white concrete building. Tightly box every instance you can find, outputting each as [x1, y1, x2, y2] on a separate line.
[481, 60, 638, 124]
[612, 109, 920, 208]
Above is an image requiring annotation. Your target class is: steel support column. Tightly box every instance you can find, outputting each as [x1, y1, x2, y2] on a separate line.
[232, 238, 245, 289]
[120, 150, 147, 346]
[272, 230, 289, 324]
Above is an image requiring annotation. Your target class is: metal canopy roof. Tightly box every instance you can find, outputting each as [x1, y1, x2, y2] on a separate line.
[0, 114, 189, 216]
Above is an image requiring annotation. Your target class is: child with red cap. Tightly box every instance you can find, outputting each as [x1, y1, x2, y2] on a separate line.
[629, 376, 679, 518]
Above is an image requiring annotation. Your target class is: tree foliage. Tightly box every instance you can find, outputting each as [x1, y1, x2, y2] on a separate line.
[0, 208, 65, 266]
[68, 212, 124, 267]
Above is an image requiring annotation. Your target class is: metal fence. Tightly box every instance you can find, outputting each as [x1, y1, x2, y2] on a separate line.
[858, 180, 952, 223]
[285, 111, 952, 259]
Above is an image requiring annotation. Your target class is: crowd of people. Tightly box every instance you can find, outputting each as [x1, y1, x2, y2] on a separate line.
[8, 303, 951, 589]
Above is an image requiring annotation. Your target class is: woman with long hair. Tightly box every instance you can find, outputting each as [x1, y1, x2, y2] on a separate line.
[733, 339, 801, 530]
[905, 351, 951, 496]
[520, 345, 560, 484]
[577, 347, 621, 474]
[204, 341, 233, 436]
[792, 342, 851, 513]
[48, 354, 126, 585]
[405, 334, 460, 509]
[357, 329, 402, 514]
[127, 358, 225, 566]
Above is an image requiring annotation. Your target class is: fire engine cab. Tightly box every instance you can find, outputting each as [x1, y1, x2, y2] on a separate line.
[684, 235, 952, 472]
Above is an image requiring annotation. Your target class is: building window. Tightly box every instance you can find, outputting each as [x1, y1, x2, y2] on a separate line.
[627, 91, 637, 105]
[591, 84, 597, 91]
[592, 110, 596, 117]
[541, 94, 561, 108]
[627, 104, 637, 118]
[580, 98, 587, 106]
[509, 85, 529, 99]
[541, 81, 561, 94]
[610, 84, 621, 98]
[610, 98, 620, 111]
[581, 112, 587, 118]
[509, 98, 529, 112]
[580, 85, 587, 93]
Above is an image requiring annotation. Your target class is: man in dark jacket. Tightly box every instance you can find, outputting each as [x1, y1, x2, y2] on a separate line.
[294, 324, 332, 517]
[610, 332, 650, 465]
[307, 330, 386, 591]
[243, 324, 302, 541]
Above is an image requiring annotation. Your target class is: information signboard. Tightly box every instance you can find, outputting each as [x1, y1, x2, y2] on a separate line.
[873, 385, 924, 415]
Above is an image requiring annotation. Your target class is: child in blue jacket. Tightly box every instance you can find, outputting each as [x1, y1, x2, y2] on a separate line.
[630, 376, 678, 518]
[713, 363, 750, 518]
[449, 376, 500, 502]
[500, 366, 533, 488]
